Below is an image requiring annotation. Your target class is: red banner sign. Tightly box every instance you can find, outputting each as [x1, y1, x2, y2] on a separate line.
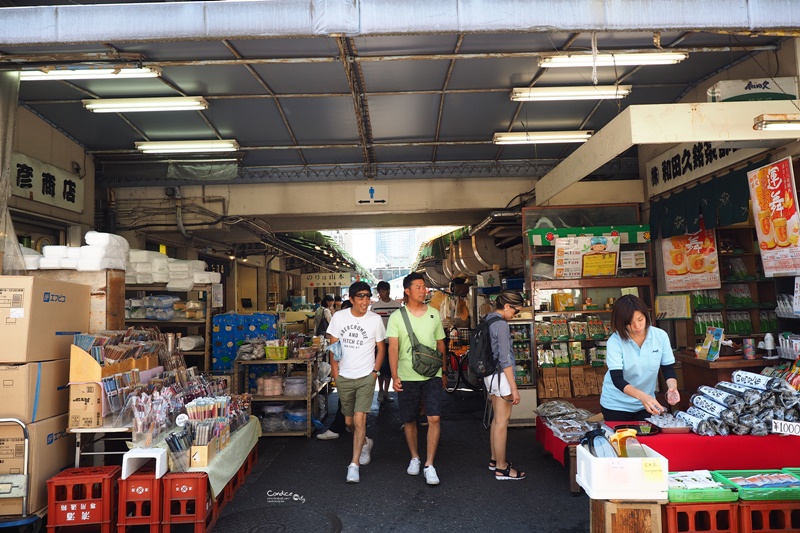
[747, 157, 800, 276]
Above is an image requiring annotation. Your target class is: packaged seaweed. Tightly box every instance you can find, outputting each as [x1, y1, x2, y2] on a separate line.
[750, 421, 769, 436]
[686, 407, 730, 435]
[716, 381, 762, 406]
[698, 385, 744, 413]
[756, 408, 776, 424]
[773, 406, 786, 421]
[730, 424, 751, 435]
[731, 369, 784, 392]
[674, 410, 715, 436]
[785, 407, 800, 422]
[691, 393, 739, 425]
[779, 390, 800, 409]
[738, 413, 758, 428]
[760, 391, 776, 409]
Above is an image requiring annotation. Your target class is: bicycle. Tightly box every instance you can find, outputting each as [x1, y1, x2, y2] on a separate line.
[444, 345, 482, 393]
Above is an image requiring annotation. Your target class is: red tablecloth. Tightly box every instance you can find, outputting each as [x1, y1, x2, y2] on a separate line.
[535, 417, 800, 471]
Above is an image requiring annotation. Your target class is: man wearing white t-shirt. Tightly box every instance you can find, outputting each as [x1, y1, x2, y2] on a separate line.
[327, 281, 386, 484]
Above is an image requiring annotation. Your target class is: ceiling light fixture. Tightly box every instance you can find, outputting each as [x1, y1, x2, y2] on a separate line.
[539, 52, 687, 68]
[82, 96, 208, 113]
[492, 131, 593, 145]
[753, 113, 800, 131]
[20, 66, 161, 81]
[135, 140, 239, 154]
[510, 85, 632, 101]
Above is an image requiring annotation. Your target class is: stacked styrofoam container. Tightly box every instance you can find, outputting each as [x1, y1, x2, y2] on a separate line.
[32, 231, 129, 272]
[126, 249, 221, 290]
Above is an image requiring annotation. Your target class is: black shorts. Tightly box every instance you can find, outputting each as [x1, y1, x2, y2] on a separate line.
[379, 341, 391, 375]
[398, 378, 443, 423]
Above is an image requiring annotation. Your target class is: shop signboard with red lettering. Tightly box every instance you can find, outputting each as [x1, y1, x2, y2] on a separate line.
[662, 229, 720, 292]
[747, 157, 800, 276]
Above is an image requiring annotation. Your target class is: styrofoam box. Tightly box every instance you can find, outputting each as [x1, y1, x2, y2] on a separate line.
[575, 443, 668, 501]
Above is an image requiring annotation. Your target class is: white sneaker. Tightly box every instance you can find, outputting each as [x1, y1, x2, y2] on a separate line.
[407, 457, 421, 476]
[359, 437, 373, 465]
[424, 465, 440, 486]
[316, 430, 339, 440]
[346, 463, 359, 483]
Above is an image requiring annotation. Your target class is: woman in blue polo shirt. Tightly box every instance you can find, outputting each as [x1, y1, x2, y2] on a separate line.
[600, 294, 681, 421]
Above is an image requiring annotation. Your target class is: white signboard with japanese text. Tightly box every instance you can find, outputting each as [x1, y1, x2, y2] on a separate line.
[11, 152, 84, 213]
[301, 271, 356, 288]
[646, 144, 760, 197]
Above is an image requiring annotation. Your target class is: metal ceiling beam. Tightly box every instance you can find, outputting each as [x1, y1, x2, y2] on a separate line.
[336, 36, 375, 174]
[97, 158, 638, 186]
[0, 1, 798, 45]
[535, 100, 800, 204]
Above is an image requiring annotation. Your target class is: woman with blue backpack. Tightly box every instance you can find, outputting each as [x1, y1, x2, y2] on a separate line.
[483, 290, 527, 481]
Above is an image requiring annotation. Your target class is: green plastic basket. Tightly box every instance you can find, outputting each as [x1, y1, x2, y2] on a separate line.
[711, 470, 800, 501]
[668, 472, 738, 503]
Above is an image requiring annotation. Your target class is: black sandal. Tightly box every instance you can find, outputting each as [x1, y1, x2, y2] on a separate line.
[495, 464, 526, 480]
[488, 459, 496, 471]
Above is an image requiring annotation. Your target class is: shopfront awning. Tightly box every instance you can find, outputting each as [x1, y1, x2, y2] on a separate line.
[535, 100, 800, 205]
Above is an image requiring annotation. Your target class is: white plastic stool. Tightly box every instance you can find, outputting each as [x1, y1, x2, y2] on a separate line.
[121, 447, 168, 480]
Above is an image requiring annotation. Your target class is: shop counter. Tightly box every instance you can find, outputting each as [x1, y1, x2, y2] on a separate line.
[188, 415, 261, 497]
[535, 417, 800, 493]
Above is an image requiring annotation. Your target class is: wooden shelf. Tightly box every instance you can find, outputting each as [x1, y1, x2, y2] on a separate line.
[535, 309, 611, 318]
[533, 277, 651, 290]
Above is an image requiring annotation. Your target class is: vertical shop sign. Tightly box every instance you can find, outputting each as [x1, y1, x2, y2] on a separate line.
[662, 229, 720, 292]
[11, 152, 84, 213]
[301, 271, 355, 288]
[747, 157, 800, 276]
[554, 236, 620, 279]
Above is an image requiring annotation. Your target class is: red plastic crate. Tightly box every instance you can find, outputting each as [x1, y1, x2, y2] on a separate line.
[117, 466, 161, 533]
[739, 501, 800, 533]
[665, 502, 739, 533]
[47, 466, 121, 533]
[161, 472, 216, 533]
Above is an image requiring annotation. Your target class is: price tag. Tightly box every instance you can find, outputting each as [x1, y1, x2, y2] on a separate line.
[642, 459, 663, 481]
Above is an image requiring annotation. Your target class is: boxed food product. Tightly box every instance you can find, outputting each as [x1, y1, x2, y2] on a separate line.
[556, 367, 572, 398]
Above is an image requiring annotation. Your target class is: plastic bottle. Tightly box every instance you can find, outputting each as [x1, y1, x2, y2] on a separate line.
[609, 428, 647, 458]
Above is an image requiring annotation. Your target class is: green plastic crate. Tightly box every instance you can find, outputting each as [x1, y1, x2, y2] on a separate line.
[668, 482, 738, 503]
[711, 470, 800, 501]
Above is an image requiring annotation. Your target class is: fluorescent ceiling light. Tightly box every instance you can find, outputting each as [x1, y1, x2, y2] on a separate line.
[753, 113, 800, 131]
[539, 52, 687, 68]
[135, 140, 239, 154]
[20, 67, 161, 81]
[82, 96, 208, 113]
[510, 85, 632, 101]
[493, 131, 593, 145]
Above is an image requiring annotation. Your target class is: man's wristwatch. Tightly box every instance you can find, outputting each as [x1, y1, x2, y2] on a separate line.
[371, 369, 380, 376]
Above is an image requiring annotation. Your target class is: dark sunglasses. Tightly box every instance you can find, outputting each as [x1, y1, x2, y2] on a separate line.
[353, 292, 372, 299]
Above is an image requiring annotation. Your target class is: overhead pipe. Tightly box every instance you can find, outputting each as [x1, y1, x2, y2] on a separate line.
[468, 211, 521, 236]
[174, 187, 192, 240]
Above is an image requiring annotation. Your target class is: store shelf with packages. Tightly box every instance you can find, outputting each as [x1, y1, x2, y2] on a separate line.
[522, 204, 654, 412]
[507, 318, 538, 427]
[672, 223, 779, 349]
[235, 354, 321, 438]
[125, 283, 220, 371]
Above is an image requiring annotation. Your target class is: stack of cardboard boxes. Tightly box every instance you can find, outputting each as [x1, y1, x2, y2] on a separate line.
[0, 277, 89, 516]
[537, 366, 608, 400]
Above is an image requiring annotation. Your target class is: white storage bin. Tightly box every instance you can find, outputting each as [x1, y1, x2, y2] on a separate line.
[575, 442, 668, 501]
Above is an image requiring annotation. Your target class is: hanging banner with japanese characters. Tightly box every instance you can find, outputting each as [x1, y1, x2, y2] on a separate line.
[11, 152, 84, 213]
[646, 143, 760, 197]
[662, 229, 720, 292]
[748, 157, 800, 276]
[301, 271, 356, 288]
[554, 236, 620, 279]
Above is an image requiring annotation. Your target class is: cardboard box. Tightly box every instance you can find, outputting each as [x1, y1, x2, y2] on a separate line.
[0, 359, 69, 423]
[69, 344, 159, 382]
[575, 442, 668, 501]
[570, 366, 588, 397]
[190, 437, 218, 468]
[0, 414, 74, 515]
[0, 276, 90, 362]
[556, 367, 573, 398]
[476, 270, 501, 288]
[68, 382, 103, 429]
[540, 367, 557, 399]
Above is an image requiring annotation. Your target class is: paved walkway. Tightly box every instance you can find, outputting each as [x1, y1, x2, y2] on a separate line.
[216, 389, 590, 532]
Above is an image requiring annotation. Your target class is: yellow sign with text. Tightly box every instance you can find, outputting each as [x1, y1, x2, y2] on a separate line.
[582, 252, 618, 277]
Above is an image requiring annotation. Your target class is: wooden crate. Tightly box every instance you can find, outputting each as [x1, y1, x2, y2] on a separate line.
[590, 499, 663, 533]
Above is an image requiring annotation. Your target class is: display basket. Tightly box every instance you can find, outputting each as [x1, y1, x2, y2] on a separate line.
[265, 346, 288, 360]
[667, 472, 738, 503]
[711, 470, 800, 501]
